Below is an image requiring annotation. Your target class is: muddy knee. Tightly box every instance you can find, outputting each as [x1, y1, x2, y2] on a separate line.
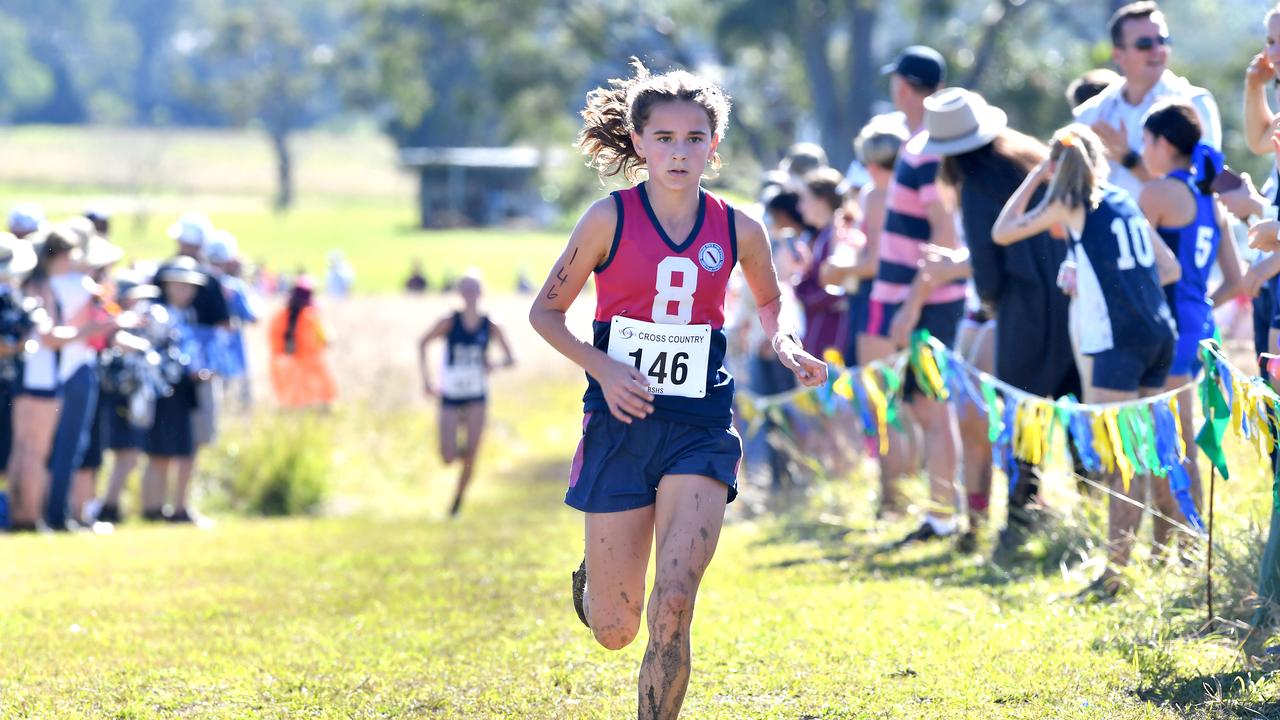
[647, 582, 694, 636]
[591, 617, 640, 650]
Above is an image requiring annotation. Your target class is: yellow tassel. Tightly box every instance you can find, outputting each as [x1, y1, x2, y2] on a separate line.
[823, 348, 845, 369]
[1167, 397, 1186, 460]
[832, 371, 854, 400]
[862, 367, 890, 455]
[1104, 408, 1133, 492]
[1231, 377, 1246, 440]
[1092, 411, 1114, 472]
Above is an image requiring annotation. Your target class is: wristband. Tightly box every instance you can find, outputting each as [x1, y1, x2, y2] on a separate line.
[772, 332, 801, 354]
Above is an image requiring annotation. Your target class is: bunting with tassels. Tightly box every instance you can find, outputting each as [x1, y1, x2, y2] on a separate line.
[732, 333, 1280, 526]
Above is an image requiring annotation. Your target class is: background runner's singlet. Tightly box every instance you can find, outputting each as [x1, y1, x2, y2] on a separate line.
[441, 311, 491, 405]
[1071, 184, 1175, 355]
[583, 182, 739, 428]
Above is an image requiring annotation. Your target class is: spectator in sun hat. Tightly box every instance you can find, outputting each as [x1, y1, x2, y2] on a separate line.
[141, 257, 209, 525]
[152, 216, 231, 526]
[8, 203, 45, 240]
[326, 249, 354, 298]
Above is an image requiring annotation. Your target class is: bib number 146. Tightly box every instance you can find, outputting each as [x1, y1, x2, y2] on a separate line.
[627, 348, 689, 385]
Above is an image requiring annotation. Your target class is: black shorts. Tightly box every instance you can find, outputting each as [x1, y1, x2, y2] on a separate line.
[1091, 337, 1175, 392]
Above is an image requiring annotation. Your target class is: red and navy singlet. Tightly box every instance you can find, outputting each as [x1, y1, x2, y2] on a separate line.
[583, 182, 739, 428]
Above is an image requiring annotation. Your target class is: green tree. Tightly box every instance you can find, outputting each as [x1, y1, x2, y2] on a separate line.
[179, 4, 335, 209]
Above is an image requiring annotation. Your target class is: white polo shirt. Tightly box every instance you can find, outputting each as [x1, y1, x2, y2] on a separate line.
[1073, 70, 1221, 200]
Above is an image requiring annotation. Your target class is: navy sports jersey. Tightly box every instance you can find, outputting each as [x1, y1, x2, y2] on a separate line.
[441, 312, 491, 405]
[582, 183, 738, 428]
[1072, 184, 1176, 355]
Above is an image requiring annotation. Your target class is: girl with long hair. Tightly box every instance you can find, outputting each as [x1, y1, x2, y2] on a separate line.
[528, 59, 825, 718]
[993, 125, 1181, 596]
[1138, 100, 1243, 557]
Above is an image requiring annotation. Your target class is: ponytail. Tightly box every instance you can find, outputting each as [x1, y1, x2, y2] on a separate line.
[1190, 142, 1223, 195]
[1045, 124, 1108, 210]
[577, 57, 731, 183]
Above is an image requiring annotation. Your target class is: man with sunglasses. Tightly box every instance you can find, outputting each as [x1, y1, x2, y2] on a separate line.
[1074, 1, 1221, 200]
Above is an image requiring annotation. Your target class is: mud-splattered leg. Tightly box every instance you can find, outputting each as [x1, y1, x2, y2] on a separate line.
[638, 474, 727, 720]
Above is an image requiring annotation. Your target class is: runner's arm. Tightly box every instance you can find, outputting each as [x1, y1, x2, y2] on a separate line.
[529, 198, 654, 422]
[418, 316, 452, 396]
[489, 322, 515, 369]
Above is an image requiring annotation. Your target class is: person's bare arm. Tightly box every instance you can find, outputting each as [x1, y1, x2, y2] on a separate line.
[735, 209, 826, 386]
[1210, 204, 1245, 307]
[417, 316, 452, 396]
[1245, 53, 1277, 155]
[529, 198, 653, 423]
[993, 162, 1070, 245]
[488, 322, 516, 369]
[1146, 219, 1181, 287]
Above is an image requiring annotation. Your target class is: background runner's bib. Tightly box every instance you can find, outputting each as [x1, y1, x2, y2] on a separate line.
[607, 315, 710, 398]
[440, 348, 486, 399]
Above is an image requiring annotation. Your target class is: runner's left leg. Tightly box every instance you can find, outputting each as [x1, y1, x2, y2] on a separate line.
[449, 402, 487, 515]
[638, 474, 728, 720]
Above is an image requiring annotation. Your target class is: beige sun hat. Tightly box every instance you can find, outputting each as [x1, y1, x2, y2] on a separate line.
[0, 232, 36, 280]
[916, 87, 1008, 157]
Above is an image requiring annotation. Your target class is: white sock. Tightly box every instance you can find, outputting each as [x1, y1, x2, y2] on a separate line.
[926, 515, 957, 535]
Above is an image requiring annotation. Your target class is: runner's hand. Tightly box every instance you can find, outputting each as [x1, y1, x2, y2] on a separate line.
[773, 335, 827, 388]
[590, 355, 653, 423]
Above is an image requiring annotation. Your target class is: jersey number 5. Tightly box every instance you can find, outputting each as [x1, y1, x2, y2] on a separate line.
[652, 256, 698, 324]
[1111, 217, 1155, 270]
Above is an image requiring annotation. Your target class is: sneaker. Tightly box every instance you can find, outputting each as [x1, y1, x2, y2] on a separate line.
[1076, 574, 1123, 603]
[955, 529, 979, 554]
[166, 507, 213, 528]
[96, 504, 122, 524]
[572, 556, 589, 628]
[142, 508, 168, 523]
[7, 520, 38, 534]
[893, 520, 949, 548]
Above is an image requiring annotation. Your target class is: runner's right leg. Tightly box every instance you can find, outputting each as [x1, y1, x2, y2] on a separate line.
[584, 505, 654, 650]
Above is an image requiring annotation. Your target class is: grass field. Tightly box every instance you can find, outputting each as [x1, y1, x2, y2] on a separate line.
[2, 294, 1280, 718]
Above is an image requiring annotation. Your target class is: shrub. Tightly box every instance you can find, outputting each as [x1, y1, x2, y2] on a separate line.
[207, 413, 332, 516]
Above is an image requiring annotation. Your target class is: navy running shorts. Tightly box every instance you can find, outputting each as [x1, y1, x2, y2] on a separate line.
[1091, 336, 1174, 392]
[565, 411, 742, 513]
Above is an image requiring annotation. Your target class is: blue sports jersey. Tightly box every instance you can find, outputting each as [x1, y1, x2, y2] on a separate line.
[1158, 169, 1219, 320]
[1072, 184, 1176, 355]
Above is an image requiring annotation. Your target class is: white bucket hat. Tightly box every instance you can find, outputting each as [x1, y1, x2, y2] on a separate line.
[916, 88, 1008, 157]
[0, 232, 36, 280]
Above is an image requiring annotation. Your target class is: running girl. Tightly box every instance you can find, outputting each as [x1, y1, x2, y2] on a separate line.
[1138, 100, 1243, 555]
[993, 125, 1180, 597]
[418, 272, 514, 517]
[528, 60, 826, 719]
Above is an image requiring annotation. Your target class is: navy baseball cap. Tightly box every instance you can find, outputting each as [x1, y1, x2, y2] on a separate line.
[881, 46, 946, 89]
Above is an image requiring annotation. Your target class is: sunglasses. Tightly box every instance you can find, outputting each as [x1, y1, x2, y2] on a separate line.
[1125, 34, 1171, 51]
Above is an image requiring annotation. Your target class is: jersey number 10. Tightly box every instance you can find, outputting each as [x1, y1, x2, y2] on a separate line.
[1111, 217, 1155, 270]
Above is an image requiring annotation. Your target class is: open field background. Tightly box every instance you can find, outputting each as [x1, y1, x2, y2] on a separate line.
[2, 126, 1280, 718]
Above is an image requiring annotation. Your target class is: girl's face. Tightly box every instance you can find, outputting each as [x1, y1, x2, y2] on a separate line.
[632, 100, 718, 192]
[797, 186, 835, 229]
[48, 251, 73, 276]
[1141, 129, 1174, 177]
[163, 281, 198, 308]
[1267, 14, 1280, 76]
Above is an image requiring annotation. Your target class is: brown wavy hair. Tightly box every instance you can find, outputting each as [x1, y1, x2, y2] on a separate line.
[578, 57, 731, 183]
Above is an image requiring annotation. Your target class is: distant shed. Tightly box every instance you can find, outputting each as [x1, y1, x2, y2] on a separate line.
[398, 146, 549, 228]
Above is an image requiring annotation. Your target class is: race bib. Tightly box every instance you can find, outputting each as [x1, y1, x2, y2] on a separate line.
[607, 315, 710, 398]
[441, 346, 487, 398]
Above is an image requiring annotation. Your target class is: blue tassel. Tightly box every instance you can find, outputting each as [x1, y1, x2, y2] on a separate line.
[998, 400, 1019, 494]
[1067, 409, 1101, 473]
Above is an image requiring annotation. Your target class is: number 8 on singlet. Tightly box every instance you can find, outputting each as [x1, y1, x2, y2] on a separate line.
[607, 257, 712, 398]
